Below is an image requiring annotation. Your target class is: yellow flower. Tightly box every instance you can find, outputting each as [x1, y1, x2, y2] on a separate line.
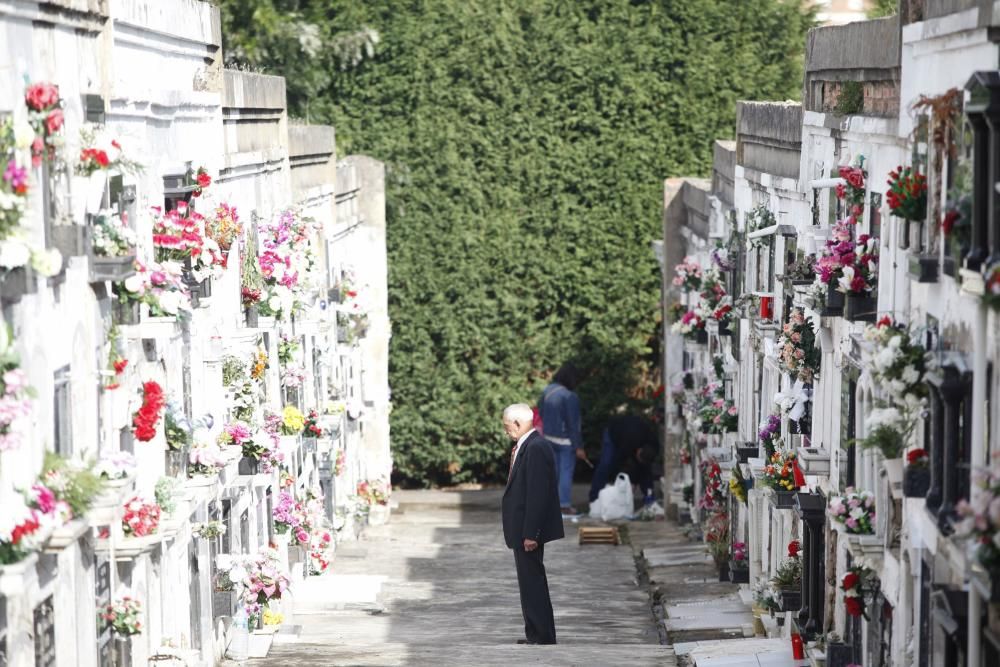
[263, 608, 284, 626]
[282, 405, 305, 434]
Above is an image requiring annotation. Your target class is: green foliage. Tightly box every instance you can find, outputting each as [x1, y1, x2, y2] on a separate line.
[868, 0, 898, 18]
[220, 0, 814, 485]
[154, 477, 180, 515]
[835, 81, 865, 116]
[42, 452, 105, 517]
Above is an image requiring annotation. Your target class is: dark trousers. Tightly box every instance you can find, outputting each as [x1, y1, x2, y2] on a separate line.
[513, 544, 556, 644]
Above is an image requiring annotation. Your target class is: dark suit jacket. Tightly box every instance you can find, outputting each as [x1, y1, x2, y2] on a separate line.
[502, 431, 565, 549]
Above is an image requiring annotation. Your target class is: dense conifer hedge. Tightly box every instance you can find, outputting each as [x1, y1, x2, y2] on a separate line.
[221, 0, 814, 486]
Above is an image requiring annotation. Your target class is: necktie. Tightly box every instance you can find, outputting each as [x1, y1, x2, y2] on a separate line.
[509, 442, 519, 476]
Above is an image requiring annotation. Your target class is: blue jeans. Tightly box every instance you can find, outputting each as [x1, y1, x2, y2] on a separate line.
[589, 429, 617, 502]
[550, 443, 577, 508]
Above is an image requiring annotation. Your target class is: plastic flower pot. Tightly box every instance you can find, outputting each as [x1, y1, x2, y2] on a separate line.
[907, 253, 939, 283]
[843, 293, 877, 322]
[164, 448, 188, 478]
[826, 641, 855, 667]
[245, 306, 259, 328]
[238, 456, 259, 475]
[718, 320, 732, 336]
[821, 284, 844, 317]
[113, 299, 140, 326]
[0, 266, 37, 304]
[717, 562, 730, 582]
[774, 490, 797, 509]
[779, 587, 801, 612]
[902, 466, 930, 498]
[736, 445, 758, 463]
[728, 562, 750, 583]
[695, 329, 708, 345]
[90, 254, 136, 283]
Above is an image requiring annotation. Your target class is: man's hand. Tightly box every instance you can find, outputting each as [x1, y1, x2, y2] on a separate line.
[575, 448, 589, 461]
[523, 538, 538, 552]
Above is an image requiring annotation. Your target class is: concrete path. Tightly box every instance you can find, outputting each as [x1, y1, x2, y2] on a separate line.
[252, 488, 676, 666]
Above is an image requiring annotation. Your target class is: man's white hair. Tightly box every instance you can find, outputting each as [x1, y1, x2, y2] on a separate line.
[502, 403, 533, 424]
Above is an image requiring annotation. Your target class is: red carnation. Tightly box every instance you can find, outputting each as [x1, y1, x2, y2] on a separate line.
[842, 572, 859, 590]
[907, 448, 928, 465]
[114, 359, 129, 374]
[196, 171, 212, 189]
[787, 540, 800, 558]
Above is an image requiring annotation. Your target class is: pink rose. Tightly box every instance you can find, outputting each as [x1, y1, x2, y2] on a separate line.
[44, 109, 64, 134]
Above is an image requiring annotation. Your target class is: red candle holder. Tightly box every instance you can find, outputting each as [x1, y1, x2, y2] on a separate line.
[759, 295, 774, 321]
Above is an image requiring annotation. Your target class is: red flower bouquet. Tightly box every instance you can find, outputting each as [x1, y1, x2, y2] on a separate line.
[188, 166, 212, 197]
[24, 82, 63, 166]
[304, 409, 324, 438]
[836, 164, 867, 222]
[886, 166, 927, 222]
[840, 566, 873, 620]
[132, 381, 165, 442]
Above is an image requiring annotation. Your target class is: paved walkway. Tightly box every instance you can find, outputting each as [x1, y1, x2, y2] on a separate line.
[252, 488, 675, 666]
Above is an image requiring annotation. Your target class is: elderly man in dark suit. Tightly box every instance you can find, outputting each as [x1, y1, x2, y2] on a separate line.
[501, 403, 564, 645]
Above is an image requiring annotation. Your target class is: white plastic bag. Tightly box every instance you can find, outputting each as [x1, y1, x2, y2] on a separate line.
[596, 473, 634, 521]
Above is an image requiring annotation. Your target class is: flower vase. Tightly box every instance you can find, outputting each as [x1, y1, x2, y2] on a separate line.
[773, 490, 797, 509]
[368, 504, 390, 526]
[717, 561, 729, 582]
[87, 170, 108, 214]
[826, 641, 855, 667]
[695, 328, 708, 345]
[245, 306, 259, 328]
[728, 563, 749, 583]
[843, 292, 877, 322]
[164, 448, 188, 478]
[821, 284, 844, 317]
[902, 466, 930, 498]
[113, 299, 140, 326]
[779, 587, 801, 612]
[112, 635, 132, 667]
[238, 456, 259, 475]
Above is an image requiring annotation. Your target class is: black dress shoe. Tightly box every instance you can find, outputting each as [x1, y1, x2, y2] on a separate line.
[516, 639, 537, 645]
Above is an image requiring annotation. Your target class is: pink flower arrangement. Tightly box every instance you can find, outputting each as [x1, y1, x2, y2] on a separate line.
[0, 366, 35, 452]
[731, 541, 748, 569]
[672, 256, 703, 292]
[121, 496, 161, 537]
[777, 308, 820, 382]
[955, 462, 1000, 572]
[828, 488, 875, 534]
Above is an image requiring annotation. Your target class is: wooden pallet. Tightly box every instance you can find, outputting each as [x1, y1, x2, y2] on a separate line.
[578, 526, 620, 545]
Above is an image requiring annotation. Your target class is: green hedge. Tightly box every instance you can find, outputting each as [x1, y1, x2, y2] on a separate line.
[220, 0, 814, 486]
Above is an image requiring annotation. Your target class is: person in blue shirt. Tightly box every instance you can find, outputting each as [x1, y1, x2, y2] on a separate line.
[537, 363, 587, 515]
